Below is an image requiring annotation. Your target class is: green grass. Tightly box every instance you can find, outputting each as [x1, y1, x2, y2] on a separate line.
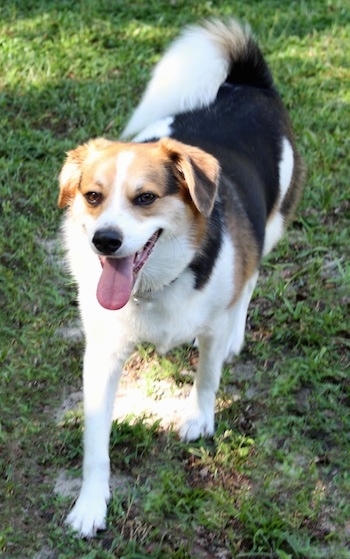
[0, 0, 349, 557]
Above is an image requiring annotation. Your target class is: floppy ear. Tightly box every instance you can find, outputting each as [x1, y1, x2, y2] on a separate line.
[58, 144, 88, 208]
[159, 138, 220, 217]
[58, 138, 113, 208]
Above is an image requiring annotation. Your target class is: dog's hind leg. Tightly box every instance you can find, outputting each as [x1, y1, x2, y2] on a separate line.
[179, 272, 258, 442]
[65, 340, 133, 538]
[224, 271, 259, 361]
[179, 319, 231, 442]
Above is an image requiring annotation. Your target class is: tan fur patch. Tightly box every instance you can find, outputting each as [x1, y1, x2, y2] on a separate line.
[219, 182, 260, 306]
[58, 138, 113, 208]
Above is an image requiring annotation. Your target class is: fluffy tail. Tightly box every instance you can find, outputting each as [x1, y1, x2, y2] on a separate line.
[122, 19, 273, 139]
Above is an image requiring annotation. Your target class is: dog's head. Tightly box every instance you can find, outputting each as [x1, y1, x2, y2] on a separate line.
[58, 137, 220, 309]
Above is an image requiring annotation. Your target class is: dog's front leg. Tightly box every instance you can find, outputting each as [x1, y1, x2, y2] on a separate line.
[65, 343, 130, 538]
[179, 330, 226, 442]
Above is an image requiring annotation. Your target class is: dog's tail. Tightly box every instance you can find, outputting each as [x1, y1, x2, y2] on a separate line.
[122, 18, 273, 139]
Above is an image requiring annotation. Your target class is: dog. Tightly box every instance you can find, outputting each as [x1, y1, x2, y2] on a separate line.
[58, 18, 304, 537]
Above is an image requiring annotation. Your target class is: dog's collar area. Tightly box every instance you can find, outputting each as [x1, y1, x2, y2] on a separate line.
[132, 291, 154, 304]
[132, 274, 179, 305]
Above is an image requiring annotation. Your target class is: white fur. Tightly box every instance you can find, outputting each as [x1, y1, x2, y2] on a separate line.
[132, 116, 174, 143]
[263, 212, 284, 257]
[279, 137, 294, 200]
[263, 137, 294, 256]
[122, 20, 247, 138]
[224, 271, 259, 360]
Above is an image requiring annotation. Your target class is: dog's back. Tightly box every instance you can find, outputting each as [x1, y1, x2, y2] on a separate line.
[123, 18, 304, 287]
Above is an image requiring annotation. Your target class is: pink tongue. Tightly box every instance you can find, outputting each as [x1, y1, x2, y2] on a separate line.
[96, 256, 134, 310]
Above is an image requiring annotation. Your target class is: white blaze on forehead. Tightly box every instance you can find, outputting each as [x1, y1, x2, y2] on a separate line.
[115, 150, 136, 191]
[95, 149, 135, 229]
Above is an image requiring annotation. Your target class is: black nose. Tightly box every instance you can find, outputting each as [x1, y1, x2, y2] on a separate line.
[92, 229, 123, 254]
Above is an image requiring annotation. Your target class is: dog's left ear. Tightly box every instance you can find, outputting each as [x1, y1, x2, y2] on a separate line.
[58, 138, 112, 208]
[160, 138, 220, 217]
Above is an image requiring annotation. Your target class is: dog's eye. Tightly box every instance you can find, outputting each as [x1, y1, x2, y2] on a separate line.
[85, 192, 103, 206]
[134, 192, 157, 206]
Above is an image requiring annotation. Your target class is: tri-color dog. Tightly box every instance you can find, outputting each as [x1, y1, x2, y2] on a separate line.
[58, 18, 304, 537]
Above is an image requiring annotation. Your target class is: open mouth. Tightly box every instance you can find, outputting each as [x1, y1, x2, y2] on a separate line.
[96, 229, 162, 310]
[133, 229, 161, 276]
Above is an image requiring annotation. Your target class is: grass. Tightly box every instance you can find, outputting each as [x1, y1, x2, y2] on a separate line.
[0, 0, 349, 557]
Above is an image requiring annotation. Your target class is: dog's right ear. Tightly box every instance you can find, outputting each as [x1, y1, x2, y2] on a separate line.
[58, 138, 112, 208]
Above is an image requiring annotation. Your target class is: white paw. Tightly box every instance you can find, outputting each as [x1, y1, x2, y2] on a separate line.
[179, 411, 214, 442]
[65, 484, 110, 538]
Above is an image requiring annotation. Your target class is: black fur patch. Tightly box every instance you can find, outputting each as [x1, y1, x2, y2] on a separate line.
[164, 162, 182, 196]
[225, 37, 274, 89]
[170, 84, 283, 256]
[140, 33, 303, 289]
[189, 200, 223, 289]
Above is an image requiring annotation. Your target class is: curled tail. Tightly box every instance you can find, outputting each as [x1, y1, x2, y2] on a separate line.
[122, 18, 273, 139]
